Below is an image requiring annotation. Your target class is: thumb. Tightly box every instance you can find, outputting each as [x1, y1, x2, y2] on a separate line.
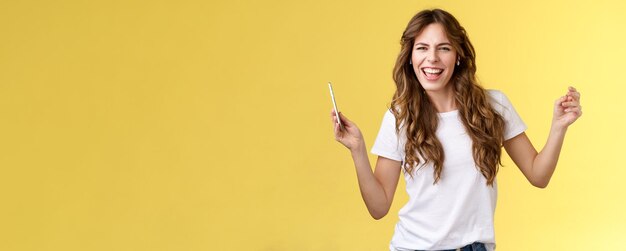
[338, 112, 352, 126]
[555, 96, 566, 106]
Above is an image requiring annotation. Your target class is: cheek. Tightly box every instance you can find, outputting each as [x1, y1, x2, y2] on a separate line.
[411, 54, 421, 65]
[410, 53, 417, 62]
[444, 55, 457, 68]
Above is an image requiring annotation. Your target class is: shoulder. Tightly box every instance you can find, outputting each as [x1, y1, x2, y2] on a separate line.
[485, 89, 505, 101]
[378, 107, 402, 131]
[484, 89, 520, 118]
[485, 89, 513, 110]
[379, 109, 397, 130]
[381, 106, 401, 123]
[485, 89, 527, 139]
[383, 108, 395, 120]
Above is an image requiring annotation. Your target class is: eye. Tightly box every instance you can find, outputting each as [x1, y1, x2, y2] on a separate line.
[415, 46, 427, 51]
[439, 47, 451, 51]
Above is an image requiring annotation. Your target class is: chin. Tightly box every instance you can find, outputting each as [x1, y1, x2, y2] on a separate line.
[418, 79, 451, 92]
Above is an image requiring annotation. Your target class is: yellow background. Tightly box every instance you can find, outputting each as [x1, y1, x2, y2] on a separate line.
[1, 0, 624, 250]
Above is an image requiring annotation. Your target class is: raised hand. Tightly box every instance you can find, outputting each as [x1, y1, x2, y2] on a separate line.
[553, 86, 582, 129]
[330, 109, 364, 150]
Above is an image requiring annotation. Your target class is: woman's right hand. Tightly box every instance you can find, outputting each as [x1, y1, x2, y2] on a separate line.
[330, 109, 364, 151]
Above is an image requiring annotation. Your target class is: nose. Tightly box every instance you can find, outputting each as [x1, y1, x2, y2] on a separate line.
[427, 49, 439, 63]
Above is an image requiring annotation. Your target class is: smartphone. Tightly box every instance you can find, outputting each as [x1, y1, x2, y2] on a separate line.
[328, 82, 344, 130]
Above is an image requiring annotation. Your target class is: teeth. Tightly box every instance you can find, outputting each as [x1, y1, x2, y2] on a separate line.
[423, 68, 443, 74]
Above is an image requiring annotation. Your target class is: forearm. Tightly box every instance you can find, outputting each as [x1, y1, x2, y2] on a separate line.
[531, 125, 568, 188]
[350, 142, 391, 219]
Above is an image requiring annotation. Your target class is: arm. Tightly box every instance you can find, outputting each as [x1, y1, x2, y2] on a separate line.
[503, 87, 582, 188]
[331, 110, 402, 219]
[350, 143, 401, 219]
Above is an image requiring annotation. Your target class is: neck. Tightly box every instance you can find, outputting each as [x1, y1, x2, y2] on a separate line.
[425, 88, 457, 113]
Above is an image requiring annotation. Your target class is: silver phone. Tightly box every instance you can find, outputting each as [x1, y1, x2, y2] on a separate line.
[328, 82, 344, 130]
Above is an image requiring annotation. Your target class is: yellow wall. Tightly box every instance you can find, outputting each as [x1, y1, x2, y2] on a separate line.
[1, 0, 624, 250]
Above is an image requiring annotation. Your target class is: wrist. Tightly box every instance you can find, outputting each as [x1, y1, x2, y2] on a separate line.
[550, 122, 568, 135]
[350, 141, 367, 155]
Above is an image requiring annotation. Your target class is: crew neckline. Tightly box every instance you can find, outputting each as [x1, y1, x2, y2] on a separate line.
[437, 109, 459, 118]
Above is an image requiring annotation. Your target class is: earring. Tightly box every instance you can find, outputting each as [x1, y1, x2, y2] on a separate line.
[409, 60, 412, 65]
[456, 60, 460, 66]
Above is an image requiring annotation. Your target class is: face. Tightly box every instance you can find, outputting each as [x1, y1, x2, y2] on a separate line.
[411, 23, 458, 93]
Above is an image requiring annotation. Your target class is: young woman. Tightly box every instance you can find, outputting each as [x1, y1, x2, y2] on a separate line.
[330, 9, 582, 251]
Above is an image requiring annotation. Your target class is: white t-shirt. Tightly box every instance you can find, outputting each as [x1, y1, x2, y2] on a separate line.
[371, 90, 526, 251]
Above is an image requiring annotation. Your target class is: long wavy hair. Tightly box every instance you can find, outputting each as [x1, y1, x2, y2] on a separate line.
[390, 9, 505, 185]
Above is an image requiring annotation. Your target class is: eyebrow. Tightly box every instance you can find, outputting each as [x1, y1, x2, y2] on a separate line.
[414, 42, 452, 47]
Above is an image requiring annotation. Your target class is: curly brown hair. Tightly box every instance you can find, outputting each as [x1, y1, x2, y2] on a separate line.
[390, 9, 505, 185]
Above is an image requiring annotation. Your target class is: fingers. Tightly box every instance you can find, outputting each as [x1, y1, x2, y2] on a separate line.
[566, 86, 581, 109]
[330, 108, 340, 125]
[557, 86, 582, 115]
[332, 113, 343, 135]
[555, 96, 567, 106]
[565, 104, 583, 117]
[567, 86, 581, 102]
[330, 109, 346, 136]
[329, 108, 351, 126]
[333, 121, 341, 141]
[561, 100, 580, 107]
[560, 99, 582, 111]
[330, 109, 338, 133]
[564, 106, 582, 112]
[339, 112, 351, 125]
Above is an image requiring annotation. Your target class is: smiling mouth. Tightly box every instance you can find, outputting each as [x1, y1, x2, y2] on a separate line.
[421, 67, 443, 80]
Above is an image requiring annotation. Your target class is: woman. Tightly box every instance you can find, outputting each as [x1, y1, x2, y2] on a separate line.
[330, 9, 582, 251]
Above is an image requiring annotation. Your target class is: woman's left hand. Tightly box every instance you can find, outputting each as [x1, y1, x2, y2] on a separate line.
[553, 86, 582, 130]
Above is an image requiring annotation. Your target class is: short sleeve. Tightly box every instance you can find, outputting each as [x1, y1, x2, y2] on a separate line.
[370, 109, 404, 162]
[487, 90, 527, 141]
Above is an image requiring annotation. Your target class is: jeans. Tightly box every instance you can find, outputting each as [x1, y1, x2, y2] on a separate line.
[415, 242, 487, 251]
